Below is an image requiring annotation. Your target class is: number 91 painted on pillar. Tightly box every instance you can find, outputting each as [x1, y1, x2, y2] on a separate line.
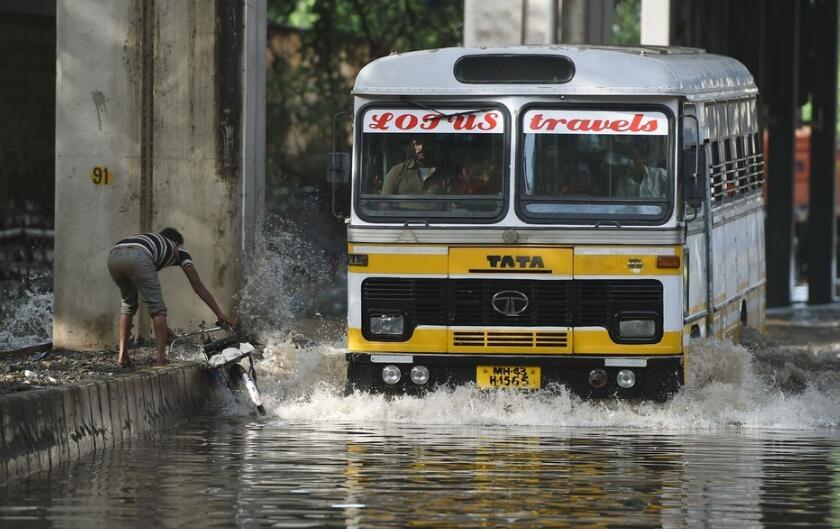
[90, 166, 112, 185]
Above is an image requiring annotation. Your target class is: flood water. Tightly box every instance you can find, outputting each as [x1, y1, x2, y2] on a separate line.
[3, 417, 840, 529]
[3, 330, 840, 528]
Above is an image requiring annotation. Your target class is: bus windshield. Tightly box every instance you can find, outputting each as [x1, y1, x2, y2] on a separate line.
[520, 109, 671, 223]
[357, 108, 506, 221]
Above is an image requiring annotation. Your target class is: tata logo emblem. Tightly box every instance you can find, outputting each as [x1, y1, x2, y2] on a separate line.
[486, 255, 545, 269]
[491, 290, 530, 316]
[628, 258, 644, 273]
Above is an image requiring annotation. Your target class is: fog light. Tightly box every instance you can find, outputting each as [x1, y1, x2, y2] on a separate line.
[619, 319, 655, 338]
[588, 369, 608, 388]
[370, 314, 404, 335]
[616, 369, 636, 389]
[382, 365, 402, 385]
[410, 365, 429, 385]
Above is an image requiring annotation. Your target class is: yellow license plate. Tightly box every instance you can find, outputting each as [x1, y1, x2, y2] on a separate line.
[476, 366, 541, 389]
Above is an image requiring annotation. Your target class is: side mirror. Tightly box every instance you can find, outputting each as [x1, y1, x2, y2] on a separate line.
[327, 152, 350, 184]
[329, 111, 351, 220]
[683, 146, 707, 206]
[328, 152, 350, 219]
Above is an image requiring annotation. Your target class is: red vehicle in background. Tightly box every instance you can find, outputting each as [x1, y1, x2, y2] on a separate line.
[783, 126, 840, 278]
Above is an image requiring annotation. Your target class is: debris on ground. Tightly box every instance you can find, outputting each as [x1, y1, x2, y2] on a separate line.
[0, 347, 168, 394]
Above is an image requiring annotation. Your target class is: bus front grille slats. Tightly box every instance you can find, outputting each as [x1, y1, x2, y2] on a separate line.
[362, 279, 662, 330]
[452, 331, 570, 348]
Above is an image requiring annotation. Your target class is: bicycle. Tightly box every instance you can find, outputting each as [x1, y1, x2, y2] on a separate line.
[169, 321, 266, 415]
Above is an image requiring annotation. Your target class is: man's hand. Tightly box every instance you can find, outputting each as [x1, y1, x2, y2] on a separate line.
[217, 313, 238, 329]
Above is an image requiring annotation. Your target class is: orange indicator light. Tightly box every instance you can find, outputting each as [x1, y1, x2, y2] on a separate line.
[656, 255, 680, 268]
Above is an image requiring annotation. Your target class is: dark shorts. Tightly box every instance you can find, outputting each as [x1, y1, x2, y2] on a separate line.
[107, 247, 167, 317]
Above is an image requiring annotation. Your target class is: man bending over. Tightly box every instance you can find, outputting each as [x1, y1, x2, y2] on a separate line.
[107, 227, 236, 367]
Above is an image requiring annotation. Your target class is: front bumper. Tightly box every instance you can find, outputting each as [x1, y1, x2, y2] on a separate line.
[346, 353, 683, 401]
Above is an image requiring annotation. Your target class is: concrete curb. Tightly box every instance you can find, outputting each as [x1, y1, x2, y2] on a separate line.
[0, 363, 208, 483]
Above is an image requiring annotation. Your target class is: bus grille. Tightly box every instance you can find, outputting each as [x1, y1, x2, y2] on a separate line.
[361, 278, 662, 330]
[452, 331, 569, 348]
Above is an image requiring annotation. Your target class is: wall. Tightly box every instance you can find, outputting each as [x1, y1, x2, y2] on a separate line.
[0, 364, 209, 483]
[53, 0, 263, 350]
[150, 0, 243, 334]
[53, 0, 143, 349]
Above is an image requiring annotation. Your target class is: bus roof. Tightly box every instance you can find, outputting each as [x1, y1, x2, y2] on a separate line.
[352, 45, 757, 101]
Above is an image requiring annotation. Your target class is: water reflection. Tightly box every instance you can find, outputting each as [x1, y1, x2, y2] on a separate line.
[2, 418, 840, 529]
[5, 328, 840, 528]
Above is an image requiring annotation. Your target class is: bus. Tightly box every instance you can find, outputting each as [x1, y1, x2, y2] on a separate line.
[330, 46, 766, 400]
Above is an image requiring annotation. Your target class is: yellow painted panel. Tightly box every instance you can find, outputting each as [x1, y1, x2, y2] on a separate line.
[347, 244, 448, 275]
[449, 246, 573, 276]
[348, 327, 447, 353]
[574, 246, 682, 276]
[573, 329, 682, 354]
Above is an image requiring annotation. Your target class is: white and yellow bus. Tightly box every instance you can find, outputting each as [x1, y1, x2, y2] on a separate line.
[332, 46, 765, 399]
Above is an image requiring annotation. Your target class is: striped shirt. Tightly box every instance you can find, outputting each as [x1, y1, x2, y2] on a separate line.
[112, 233, 194, 271]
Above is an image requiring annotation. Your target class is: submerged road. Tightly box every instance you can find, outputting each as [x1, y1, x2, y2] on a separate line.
[2, 306, 840, 528]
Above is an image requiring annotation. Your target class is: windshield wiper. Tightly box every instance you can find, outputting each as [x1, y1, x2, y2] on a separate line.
[400, 97, 496, 120]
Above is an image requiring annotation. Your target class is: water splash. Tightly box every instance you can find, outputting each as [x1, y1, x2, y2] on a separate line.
[224, 225, 840, 429]
[248, 331, 840, 431]
[238, 219, 345, 335]
[0, 288, 53, 350]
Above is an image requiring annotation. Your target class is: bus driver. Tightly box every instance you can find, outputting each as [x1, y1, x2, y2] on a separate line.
[381, 136, 449, 195]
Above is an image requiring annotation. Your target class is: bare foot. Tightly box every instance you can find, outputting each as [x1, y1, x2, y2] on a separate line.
[117, 355, 132, 368]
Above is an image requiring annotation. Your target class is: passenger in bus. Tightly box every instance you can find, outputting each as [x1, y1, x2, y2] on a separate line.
[614, 144, 667, 198]
[632, 144, 668, 198]
[452, 159, 499, 195]
[381, 136, 449, 195]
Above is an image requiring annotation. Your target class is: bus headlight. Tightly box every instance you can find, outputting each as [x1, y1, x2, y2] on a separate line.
[619, 319, 656, 339]
[410, 365, 429, 385]
[616, 369, 636, 389]
[370, 314, 404, 336]
[382, 365, 402, 384]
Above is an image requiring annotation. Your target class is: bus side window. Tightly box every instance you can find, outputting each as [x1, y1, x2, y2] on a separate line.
[710, 140, 723, 204]
[736, 135, 747, 194]
[745, 133, 755, 192]
[753, 131, 765, 191]
[724, 138, 735, 198]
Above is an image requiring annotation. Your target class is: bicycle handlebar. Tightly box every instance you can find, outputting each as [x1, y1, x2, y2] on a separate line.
[168, 321, 255, 358]
[172, 326, 224, 340]
[171, 320, 234, 340]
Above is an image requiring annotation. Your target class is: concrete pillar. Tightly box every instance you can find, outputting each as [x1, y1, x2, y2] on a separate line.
[242, 0, 266, 257]
[764, 1, 800, 308]
[547, 0, 558, 44]
[464, 0, 527, 46]
[464, 0, 614, 47]
[641, 0, 670, 45]
[560, 0, 587, 44]
[806, 0, 838, 304]
[54, 0, 265, 350]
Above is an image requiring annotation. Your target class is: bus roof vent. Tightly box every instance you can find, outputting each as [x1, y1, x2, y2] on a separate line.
[454, 54, 575, 84]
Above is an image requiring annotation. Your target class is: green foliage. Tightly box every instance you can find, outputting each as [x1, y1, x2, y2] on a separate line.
[266, 0, 464, 209]
[612, 0, 640, 45]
